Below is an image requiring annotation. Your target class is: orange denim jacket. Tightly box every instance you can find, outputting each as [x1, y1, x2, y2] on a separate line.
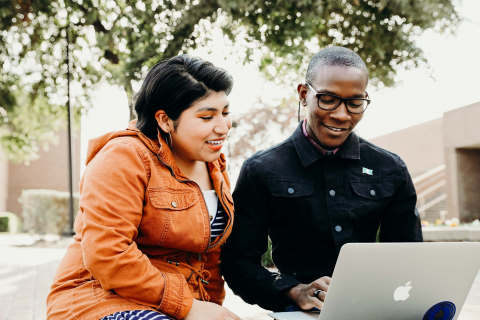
[47, 121, 234, 320]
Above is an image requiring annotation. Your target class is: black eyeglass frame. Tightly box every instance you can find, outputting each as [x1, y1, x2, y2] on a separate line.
[307, 83, 371, 114]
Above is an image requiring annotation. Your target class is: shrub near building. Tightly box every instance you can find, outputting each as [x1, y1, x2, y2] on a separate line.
[0, 212, 22, 233]
[0, 216, 8, 232]
[19, 189, 79, 235]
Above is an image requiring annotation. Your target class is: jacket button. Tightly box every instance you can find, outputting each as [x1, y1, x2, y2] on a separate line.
[370, 190, 376, 196]
[329, 190, 336, 196]
[171, 201, 177, 208]
[335, 225, 342, 232]
[210, 215, 213, 221]
[288, 188, 295, 194]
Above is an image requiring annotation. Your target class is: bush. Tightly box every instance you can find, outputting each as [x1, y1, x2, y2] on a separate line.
[261, 238, 275, 268]
[0, 217, 7, 232]
[18, 189, 79, 235]
[0, 212, 22, 233]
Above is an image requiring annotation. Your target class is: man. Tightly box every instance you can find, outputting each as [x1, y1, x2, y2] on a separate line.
[221, 46, 423, 312]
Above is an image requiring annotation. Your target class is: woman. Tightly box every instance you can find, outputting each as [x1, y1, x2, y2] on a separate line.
[47, 55, 240, 320]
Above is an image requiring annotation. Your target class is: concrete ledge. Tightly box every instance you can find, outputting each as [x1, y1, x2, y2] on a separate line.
[422, 227, 480, 241]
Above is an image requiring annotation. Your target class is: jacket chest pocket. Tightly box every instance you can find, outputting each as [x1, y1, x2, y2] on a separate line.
[267, 179, 315, 223]
[145, 188, 206, 251]
[349, 180, 395, 221]
[149, 188, 197, 210]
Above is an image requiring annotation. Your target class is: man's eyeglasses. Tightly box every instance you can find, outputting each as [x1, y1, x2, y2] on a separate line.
[307, 83, 371, 114]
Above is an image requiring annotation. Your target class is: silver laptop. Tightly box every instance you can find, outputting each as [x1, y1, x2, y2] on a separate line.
[269, 242, 480, 320]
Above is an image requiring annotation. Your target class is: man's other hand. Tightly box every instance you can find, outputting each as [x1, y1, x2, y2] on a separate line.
[283, 276, 331, 310]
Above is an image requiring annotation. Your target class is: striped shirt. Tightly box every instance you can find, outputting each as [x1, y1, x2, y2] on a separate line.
[203, 190, 228, 243]
[210, 199, 228, 242]
[102, 310, 169, 320]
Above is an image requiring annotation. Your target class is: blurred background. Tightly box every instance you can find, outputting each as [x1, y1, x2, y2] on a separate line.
[0, 0, 480, 318]
[1, 0, 480, 229]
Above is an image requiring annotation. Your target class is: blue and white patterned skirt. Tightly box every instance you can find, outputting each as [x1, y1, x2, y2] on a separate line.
[101, 310, 170, 320]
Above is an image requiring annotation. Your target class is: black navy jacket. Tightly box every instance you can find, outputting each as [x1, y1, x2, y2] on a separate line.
[221, 120, 423, 312]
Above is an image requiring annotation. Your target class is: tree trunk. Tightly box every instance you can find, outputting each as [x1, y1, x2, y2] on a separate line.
[125, 80, 136, 121]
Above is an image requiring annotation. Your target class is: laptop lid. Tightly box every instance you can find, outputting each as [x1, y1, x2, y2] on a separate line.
[318, 242, 480, 320]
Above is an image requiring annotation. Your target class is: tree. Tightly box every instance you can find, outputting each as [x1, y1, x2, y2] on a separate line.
[226, 96, 298, 177]
[0, 0, 459, 162]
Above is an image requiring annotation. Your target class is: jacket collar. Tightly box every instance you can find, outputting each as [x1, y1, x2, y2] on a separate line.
[291, 120, 360, 167]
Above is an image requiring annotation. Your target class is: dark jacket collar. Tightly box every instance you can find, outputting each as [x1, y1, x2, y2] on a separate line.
[291, 120, 360, 167]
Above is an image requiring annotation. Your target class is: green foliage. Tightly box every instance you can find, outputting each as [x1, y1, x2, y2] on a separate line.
[0, 217, 8, 232]
[0, 212, 22, 233]
[18, 189, 79, 235]
[0, 0, 459, 162]
[0, 91, 69, 163]
[261, 238, 275, 268]
[228, 0, 460, 87]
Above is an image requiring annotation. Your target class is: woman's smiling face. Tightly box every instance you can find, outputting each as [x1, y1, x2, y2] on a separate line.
[157, 90, 231, 163]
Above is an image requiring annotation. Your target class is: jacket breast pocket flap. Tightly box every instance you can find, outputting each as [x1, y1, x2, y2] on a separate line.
[268, 180, 314, 198]
[350, 181, 394, 200]
[148, 188, 197, 210]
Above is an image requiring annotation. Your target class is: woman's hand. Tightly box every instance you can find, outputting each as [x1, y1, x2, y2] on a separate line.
[184, 299, 242, 320]
[283, 276, 331, 310]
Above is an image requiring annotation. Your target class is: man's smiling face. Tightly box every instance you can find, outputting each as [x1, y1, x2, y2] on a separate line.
[299, 65, 368, 149]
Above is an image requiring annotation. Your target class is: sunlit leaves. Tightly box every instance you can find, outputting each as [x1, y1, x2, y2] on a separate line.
[0, 0, 459, 162]
[222, 0, 459, 87]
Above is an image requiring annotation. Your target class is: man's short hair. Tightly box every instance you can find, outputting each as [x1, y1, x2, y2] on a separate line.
[305, 46, 368, 84]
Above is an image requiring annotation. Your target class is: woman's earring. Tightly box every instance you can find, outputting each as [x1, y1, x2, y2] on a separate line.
[168, 132, 173, 148]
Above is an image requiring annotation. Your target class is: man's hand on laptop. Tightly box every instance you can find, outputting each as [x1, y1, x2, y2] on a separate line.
[283, 276, 331, 310]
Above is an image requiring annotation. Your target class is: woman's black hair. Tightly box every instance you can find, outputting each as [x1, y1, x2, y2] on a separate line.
[133, 54, 234, 140]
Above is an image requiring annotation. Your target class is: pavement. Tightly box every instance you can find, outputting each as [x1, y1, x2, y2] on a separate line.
[0, 234, 272, 320]
[0, 234, 479, 320]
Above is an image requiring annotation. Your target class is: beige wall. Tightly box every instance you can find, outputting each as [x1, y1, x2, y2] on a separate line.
[0, 148, 8, 212]
[364, 101, 480, 220]
[444, 101, 480, 220]
[6, 130, 80, 216]
[368, 118, 444, 178]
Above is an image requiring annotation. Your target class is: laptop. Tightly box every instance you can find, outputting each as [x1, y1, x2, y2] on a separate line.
[269, 242, 480, 320]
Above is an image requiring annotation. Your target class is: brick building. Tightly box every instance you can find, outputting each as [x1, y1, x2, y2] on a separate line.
[0, 130, 80, 216]
[369, 101, 480, 222]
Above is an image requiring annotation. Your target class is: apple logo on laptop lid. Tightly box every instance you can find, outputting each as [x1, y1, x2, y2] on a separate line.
[394, 281, 412, 301]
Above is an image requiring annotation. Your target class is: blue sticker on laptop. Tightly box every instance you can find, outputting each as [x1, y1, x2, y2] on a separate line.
[423, 301, 456, 320]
